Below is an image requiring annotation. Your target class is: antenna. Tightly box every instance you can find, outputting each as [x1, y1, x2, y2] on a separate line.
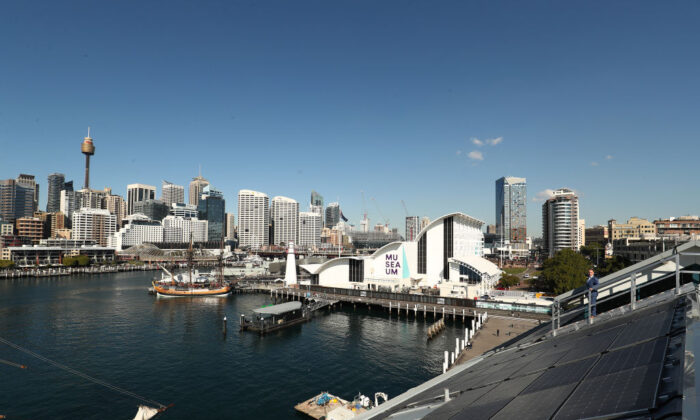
[87, 126, 91, 138]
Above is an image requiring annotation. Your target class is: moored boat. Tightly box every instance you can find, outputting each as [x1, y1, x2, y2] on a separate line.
[151, 239, 231, 297]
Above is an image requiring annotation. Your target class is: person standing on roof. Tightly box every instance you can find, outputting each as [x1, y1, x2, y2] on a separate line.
[586, 269, 599, 317]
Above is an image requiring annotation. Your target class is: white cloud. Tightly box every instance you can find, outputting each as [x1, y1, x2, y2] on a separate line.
[591, 161, 599, 166]
[468, 150, 484, 161]
[605, 155, 613, 160]
[487, 136, 503, 146]
[533, 189, 556, 202]
[472, 138, 484, 146]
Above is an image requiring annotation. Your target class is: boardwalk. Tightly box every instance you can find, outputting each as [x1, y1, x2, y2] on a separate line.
[260, 286, 551, 321]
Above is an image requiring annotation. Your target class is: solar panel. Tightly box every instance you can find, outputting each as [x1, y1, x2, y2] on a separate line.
[554, 363, 663, 419]
[420, 384, 497, 420]
[556, 325, 623, 364]
[610, 312, 673, 349]
[450, 372, 543, 420]
[589, 338, 668, 378]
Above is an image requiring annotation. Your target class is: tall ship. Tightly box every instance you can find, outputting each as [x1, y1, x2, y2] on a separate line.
[151, 240, 231, 297]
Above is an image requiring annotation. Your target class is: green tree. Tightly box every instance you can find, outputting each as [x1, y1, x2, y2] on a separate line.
[0, 259, 14, 269]
[580, 242, 605, 262]
[533, 249, 592, 294]
[498, 274, 520, 288]
[596, 255, 631, 277]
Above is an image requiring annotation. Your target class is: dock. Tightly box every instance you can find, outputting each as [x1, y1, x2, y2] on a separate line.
[295, 392, 367, 419]
[265, 286, 551, 321]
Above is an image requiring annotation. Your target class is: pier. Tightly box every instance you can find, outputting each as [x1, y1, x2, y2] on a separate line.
[0, 264, 158, 279]
[256, 285, 551, 321]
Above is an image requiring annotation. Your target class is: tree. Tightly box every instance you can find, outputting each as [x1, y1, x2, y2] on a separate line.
[596, 255, 631, 277]
[498, 274, 520, 289]
[0, 260, 14, 269]
[580, 242, 605, 265]
[533, 249, 591, 294]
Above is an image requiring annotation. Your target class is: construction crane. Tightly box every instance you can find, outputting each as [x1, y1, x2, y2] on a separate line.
[371, 197, 390, 227]
[401, 200, 410, 217]
[361, 191, 368, 222]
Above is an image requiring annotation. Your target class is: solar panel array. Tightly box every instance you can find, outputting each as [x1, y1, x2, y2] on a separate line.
[381, 297, 686, 420]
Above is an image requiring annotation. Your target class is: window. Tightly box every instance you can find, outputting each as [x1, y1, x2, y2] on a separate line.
[443, 216, 453, 280]
[418, 234, 427, 274]
[349, 259, 364, 283]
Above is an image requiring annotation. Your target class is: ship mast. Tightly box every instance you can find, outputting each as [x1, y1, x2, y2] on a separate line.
[188, 234, 194, 284]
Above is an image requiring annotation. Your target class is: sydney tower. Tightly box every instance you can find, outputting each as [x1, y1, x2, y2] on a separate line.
[81, 128, 95, 189]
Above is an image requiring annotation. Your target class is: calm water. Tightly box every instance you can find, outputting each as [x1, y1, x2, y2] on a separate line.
[0, 272, 467, 419]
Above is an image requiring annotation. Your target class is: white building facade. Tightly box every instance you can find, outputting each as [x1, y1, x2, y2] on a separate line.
[162, 215, 208, 243]
[72, 208, 117, 247]
[110, 217, 164, 251]
[271, 196, 299, 246]
[301, 213, 494, 298]
[542, 188, 580, 257]
[237, 190, 269, 249]
[299, 211, 322, 249]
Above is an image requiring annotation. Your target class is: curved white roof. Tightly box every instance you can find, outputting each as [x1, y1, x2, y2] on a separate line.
[449, 255, 501, 277]
[415, 212, 484, 242]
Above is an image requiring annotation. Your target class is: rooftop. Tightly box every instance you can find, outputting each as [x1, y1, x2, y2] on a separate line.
[252, 301, 302, 315]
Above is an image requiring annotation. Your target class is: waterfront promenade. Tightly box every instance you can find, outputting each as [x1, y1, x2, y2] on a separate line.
[0, 264, 158, 279]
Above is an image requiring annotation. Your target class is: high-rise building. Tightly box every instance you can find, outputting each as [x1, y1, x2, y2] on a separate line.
[162, 215, 208, 243]
[197, 186, 225, 243]
[542, 188, 580, 257]
[237, 190, 269, 249]
[162, 181, 185, 206]
[46, 173, 65, 213]
[72, 208, 117, 247]
[299, 211, 321, 249]
[578, 219, 586, 250]
[1, 179, 34, 223]
[170, 203, 198, 218]
[405, 216, 419, 241]
[60, 190, 77, 222]
[126, 184, 156, 215]
[225, 213, 236, 241]
[486, 224, 498, 234]
[271, 196, 299, 246]
[104, 194, 127, 226]
[310, 190, 324, 224]
[15, 217, 44, 244]
[420, 217, 431, 232]
[48, 212, 66, 238]
[495, 176, 527, 243]
[188, 174, 209, 207]
[325, 202, 340, 229]
[16, 174, 38, 212]
[134, 200, 170, 222]
[76, 188, 110, 210]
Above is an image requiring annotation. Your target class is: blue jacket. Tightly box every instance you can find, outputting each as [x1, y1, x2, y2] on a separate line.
[586, 276, 599, 295]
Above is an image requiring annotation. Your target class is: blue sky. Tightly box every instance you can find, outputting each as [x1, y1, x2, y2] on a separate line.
[1, 1, 698, 237]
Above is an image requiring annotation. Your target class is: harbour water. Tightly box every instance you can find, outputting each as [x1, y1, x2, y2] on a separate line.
[0, 271, 467, 419]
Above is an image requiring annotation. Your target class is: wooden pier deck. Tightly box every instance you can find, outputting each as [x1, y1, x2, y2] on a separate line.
[260, 286, 551, 321]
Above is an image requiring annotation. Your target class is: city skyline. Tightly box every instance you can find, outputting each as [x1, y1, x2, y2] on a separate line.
[1, 1, 698, 236]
